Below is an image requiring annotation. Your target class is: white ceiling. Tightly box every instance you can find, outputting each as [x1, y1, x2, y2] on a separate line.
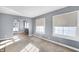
[0, 6, 66, 17]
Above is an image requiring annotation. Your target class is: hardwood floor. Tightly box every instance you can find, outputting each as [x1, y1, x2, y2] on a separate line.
[5, 34, 75, 52]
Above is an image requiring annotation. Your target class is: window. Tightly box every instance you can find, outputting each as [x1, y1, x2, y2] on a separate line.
[53, 27, 77, 37]
[63, 27, 76, 36]
[25, 22, 29, 29]
[53, 12, 77, 37]
[35, 18, 45, 34]
[13, 20, 19, 32]
[53, 27, 64, 35]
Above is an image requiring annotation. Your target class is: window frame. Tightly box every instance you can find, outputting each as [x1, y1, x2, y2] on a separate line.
[52, 11, 78, 37]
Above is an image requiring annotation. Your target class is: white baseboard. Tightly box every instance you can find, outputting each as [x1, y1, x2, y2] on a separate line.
[33, 34, 79, 52]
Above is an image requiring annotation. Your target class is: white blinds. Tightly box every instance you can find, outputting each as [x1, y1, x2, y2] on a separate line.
[36, 18, 45, 34]
[36, 18, 45, 26]
[53, 12, 77, 27]
[53, 12, 77, 37]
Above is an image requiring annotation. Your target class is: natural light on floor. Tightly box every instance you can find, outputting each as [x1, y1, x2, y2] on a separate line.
[21, 43, 40, 52]
[12, 36, 21, 42]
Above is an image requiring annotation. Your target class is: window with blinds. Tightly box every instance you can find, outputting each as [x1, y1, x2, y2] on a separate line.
[53, 12, 77, 37]
[35, 18, 45, 34]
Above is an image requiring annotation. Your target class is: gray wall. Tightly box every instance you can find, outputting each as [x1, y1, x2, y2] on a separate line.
[0, 13, 14, 39]
[32, 6, 79, 49]
[26, 18, 33, 36]
[0, 13, 32, 40]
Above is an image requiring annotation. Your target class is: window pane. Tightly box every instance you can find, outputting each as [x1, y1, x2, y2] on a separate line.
[25, 22, 29, 29]
[13, 20, 19, 32]
[53, 27, 64, 35]
[64, 27, 76, 36]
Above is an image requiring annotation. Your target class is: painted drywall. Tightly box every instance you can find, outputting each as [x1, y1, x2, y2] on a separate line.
[32, 6, 79, 49]
[25, 18, 33, 36]
[0, 13, 14, 39]
[0, 13, 32, 40]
